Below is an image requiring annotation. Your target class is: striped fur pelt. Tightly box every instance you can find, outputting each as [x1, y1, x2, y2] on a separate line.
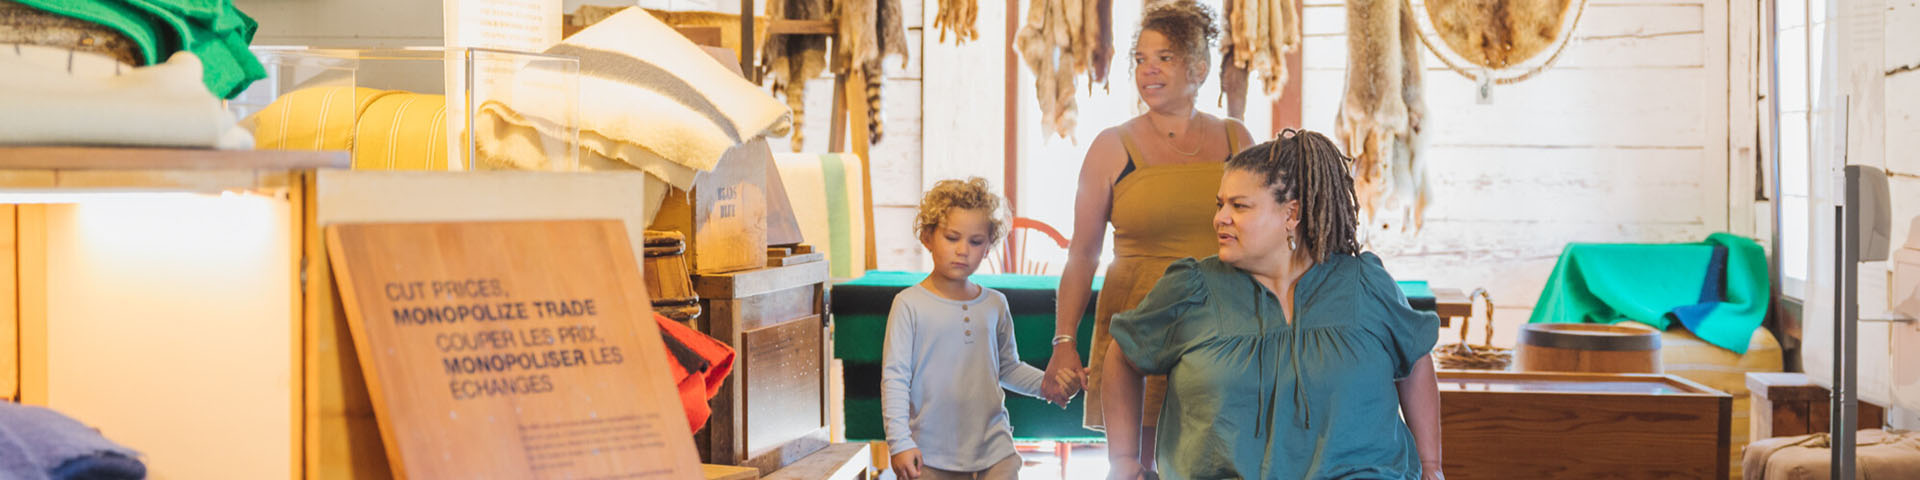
[761, 0, 831, 151]
[838, 0, 910, 144]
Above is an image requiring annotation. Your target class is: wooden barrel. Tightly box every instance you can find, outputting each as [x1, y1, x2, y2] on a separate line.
[1516, 323, 1662, 373]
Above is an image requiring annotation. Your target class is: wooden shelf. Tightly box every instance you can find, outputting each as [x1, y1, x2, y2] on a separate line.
[0, 147, 349, 171]
[765, 19, 835, 35]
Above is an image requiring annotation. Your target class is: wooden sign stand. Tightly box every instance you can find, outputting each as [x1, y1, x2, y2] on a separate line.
[326, 219, 703, 479]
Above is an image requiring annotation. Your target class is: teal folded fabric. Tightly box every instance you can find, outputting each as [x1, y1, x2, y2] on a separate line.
[1529, 233, 1770, 353]
[14, 0, 264, 99]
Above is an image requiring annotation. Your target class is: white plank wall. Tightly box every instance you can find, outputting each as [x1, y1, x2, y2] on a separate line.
[1296, 0, 1732, 346]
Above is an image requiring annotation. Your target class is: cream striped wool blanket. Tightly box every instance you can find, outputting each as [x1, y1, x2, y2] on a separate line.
[476, 8, 791, 196]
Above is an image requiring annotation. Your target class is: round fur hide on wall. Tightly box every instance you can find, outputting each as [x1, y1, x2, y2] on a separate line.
[1423, 0, 1573, 69]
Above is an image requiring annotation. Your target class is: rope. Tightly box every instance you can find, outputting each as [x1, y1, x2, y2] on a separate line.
[1400, 0, 1592, 86]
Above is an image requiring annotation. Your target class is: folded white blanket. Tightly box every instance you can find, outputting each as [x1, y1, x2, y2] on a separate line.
[476, 8, 791, 187]
[0, 48, 250, 149]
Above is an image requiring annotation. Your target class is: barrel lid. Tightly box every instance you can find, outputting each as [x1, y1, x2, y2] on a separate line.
[1519, 323, 1662, 351]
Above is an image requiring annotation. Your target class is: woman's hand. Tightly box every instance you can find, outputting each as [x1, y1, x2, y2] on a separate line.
[890, 449, 923, 480]
[1042, 346, 1086, 406]
[1420, 464, 1444, 480]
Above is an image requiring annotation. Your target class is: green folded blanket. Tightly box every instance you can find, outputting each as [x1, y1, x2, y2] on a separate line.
[1529, 232, 1769, 353]
[15, 0, 264, 99]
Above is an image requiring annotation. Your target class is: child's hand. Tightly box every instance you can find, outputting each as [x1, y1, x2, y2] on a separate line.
[890, 449, 923, 480]
[1044, 366, 1086, 407]
[1042, 349, 1087, 407]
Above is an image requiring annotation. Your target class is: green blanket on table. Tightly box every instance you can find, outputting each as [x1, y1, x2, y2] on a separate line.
[1529, 233, 1769, 353]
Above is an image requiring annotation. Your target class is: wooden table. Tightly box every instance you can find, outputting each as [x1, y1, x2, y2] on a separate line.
[1431, 287, 1471, 328]
[764, 443, 871, 480]
[1439, 370, 1731, 479]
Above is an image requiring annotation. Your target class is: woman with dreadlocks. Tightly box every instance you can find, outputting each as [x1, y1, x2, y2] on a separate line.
[1101, 130, 1444, 480]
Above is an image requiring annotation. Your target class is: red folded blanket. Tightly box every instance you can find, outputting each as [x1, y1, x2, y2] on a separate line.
[655, 313, 734, 432]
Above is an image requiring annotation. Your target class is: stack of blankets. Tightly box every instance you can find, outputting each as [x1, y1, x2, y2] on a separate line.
[475, 8, 791, 220]
[0, 0, 262, 148]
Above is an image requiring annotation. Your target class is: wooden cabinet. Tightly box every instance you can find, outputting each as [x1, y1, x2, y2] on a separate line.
[692, 260, 832, 474]
[0, 148, 657, 479]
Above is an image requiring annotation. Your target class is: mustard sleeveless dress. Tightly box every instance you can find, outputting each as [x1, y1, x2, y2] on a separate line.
[1084, 120, 1240, 430]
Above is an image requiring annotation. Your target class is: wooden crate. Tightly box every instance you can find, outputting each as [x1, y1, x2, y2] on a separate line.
[650, 138, 771, 274]
[1746, 372, 1886, 440]
[1438, 369, 1731, 479]
[693, 260, 832, 474]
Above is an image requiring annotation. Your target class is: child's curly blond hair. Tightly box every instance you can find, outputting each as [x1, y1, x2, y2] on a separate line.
[914, 177, 1006, 244]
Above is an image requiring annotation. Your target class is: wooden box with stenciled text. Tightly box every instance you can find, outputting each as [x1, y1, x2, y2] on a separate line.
[690, 259, 832, 474]
[1438, 369, 1731, 479]
[650, 138, 771, 275]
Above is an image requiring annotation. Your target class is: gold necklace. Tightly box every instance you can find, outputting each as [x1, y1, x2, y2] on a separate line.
[1145, 112, 1202, 157]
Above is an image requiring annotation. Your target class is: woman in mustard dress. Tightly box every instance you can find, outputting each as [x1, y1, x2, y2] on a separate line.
[1039, 0, 1253, 469]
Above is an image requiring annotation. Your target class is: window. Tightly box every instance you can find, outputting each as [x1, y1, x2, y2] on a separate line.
[1774, 0, 1820, 299]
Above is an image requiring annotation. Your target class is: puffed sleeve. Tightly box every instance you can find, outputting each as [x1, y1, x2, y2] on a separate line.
[1110, 258, 1209, 375]
[1358, 254, 1441, 379]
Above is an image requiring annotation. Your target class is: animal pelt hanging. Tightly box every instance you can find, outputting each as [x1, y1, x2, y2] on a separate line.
[1423, 0, 1573, 70]
[934, 0, 979, 43]
[1219, 0, 1299, 119]
[761, 0, 831, 152]
[838, 0, 910, 144]
[1336, 0, 1429, 230]
[1013, 0, 1111, 140]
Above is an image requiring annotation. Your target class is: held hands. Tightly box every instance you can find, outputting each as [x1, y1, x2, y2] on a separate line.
[890, 449, 923, 480]
[1041, 345, 1088, 407]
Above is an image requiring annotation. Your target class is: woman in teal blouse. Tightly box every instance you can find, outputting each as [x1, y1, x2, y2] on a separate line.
[1101, 130, 1444, 479]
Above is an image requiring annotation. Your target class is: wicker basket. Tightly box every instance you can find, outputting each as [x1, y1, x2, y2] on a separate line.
[1432, 288, 1512, 370]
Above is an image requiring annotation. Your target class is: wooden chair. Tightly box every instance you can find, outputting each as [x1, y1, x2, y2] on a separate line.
[987, 217, 1070, 276]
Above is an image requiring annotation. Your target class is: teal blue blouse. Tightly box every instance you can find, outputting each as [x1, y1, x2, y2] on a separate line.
[1111, 253, 1439, 479]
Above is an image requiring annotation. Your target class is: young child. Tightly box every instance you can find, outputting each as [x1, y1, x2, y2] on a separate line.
[882, 177, 1055, 480]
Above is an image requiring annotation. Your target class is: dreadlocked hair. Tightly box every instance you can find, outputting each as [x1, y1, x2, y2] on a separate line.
[914, 177, 1006, 244]
[1224, 129, 1361, 263]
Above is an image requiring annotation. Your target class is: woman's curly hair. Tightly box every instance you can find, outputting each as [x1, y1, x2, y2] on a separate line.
[1135, 0, 1220, 80]
[915, 177, 1006, 244]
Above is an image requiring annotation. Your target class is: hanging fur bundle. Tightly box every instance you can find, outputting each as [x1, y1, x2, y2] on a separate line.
[838, 0, 910, 144]
[1219, 0, 1300, 118]
[761, 0, 831, 151]
[1336, 0, 1429, 230]
[934, 0, 979, 43]
[1014, 0, 1111, 139]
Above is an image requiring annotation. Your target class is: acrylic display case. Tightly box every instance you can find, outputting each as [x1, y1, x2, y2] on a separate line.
[231, 47, 581, 171]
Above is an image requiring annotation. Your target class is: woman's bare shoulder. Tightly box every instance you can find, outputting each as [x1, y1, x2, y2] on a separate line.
[1081, 124, 1133, 176]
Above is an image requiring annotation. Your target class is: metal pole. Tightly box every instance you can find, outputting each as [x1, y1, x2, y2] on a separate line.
[1835, 167, 1850, 478]
[1831, 203, 1851, 478]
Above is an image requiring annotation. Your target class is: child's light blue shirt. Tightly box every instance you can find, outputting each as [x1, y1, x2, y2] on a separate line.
[880, 284, 1046, 471]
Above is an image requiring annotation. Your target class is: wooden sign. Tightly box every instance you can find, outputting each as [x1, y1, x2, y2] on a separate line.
[326, 220, 702, 479]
